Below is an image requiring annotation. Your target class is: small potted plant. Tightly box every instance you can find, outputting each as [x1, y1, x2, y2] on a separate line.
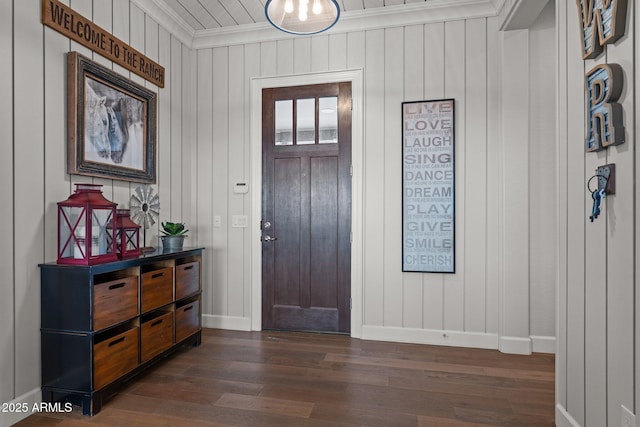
[160, 221, 188, 251]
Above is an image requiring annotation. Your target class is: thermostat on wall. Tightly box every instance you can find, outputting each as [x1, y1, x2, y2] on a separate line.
[234, 182, 249, 194]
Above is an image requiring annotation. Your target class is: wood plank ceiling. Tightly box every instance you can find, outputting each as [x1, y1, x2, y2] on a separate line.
[158, 0, 435, 30]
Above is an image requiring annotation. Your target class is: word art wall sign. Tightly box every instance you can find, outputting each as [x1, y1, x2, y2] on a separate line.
[402, 99, 455, 273]
[576, 0, 628, 152]
[585, 63, 624, 152]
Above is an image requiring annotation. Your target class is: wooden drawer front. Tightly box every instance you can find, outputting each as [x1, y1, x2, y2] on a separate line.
[141, 312, 174, 362]
[176, 262, 200, 300]
[141, 267, 174, 313]
[93, 276, 138, 331]
[93, 328, 139, 390]
[175, 299, 200, 343]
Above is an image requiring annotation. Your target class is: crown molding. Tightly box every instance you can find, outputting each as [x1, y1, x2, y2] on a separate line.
[131, 0, 195, 48]
[138, 0, 502, 50]
[498, 0, 550, 31]
[193, 0, 500, 48]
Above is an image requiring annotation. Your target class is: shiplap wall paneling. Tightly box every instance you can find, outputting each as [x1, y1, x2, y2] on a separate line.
[629, 0, 640, 413]
[184, 46, 197, 246]
[557, 0, 638, 425]
[2, 1, 193, 422]
[555, 0, 569, 412]
[443, 19, 466, 332]
[564, 0, 586, 421]
[112, 0, 130, 78]
[139, 13, 160, 205]
[422, 22, 446, 331]
[605, 2, 634, 424]
[362, 28, 385, 326]
[211, 46, 230, 316]
[0, 0, 13, 405]
[43, 5, 71, 269]
[528, 2, 556, 340]
[261, 41, 277, 76]
[584, 50, 607, 427]
[197, 48, 214, 317]
[346, 33, 365, 86]
[636, 0, 640, 417]
[244, 42, 261, 318]
[485, 16, 500, 335]
[294, 38, 312, 74]
[403, 24, 425, 330]
[500, 29, 530, 351]
[228, 44, 246, 318]
[277, 39, 294, 75]
[210, 48, 231, 315]
[169, 36, 183, 222]
[383, 26, 404, 328]
[157, 27, 172, 248]
[14, 0, 45, 397]
[311, 35, 329, 72]
[464, 17, 488, 333]
[347, 31, 365, 331]
[329, 33, 348, 70]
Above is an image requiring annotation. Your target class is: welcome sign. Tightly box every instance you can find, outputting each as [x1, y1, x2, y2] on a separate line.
[42, 0, 165, 88]
[402, 99, 455, 273]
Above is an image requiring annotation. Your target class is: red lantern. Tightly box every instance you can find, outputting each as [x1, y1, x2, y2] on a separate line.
[57, 184, 117, 265]
[111, 209, 141, 259]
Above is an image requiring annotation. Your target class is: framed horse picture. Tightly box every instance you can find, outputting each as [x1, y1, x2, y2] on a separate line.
[67, 51, 157, 183]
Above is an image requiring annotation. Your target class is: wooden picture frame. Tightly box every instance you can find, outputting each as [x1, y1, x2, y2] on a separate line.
[402, 99, 455, 273]
[68, 51, 157, 183]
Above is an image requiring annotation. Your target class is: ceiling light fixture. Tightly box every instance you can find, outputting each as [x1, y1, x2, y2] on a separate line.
[265, 0, 340, 35]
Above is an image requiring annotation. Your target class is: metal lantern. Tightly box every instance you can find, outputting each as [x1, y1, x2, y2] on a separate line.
[57, 184, 117, 265]
[111, 209, 141, 259]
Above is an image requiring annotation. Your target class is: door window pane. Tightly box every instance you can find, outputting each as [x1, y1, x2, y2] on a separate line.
[275, 100, 293, 145]
[319, 97, 338, 144]
[296, 98, 316, 145]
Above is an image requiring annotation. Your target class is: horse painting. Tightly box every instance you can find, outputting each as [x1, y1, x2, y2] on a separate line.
[84, 78, 145, 169]
[106, 105, 126, 163]
[84, 84, 110, 159]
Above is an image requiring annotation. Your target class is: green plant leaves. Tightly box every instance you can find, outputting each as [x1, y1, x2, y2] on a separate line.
[161, 221, 188, 236]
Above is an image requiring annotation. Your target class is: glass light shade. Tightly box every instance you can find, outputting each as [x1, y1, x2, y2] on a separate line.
[265, 0, 340, 35]
[57, 184, 117, 265]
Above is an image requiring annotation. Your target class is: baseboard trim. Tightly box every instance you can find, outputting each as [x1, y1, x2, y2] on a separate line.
[531, 335, 556, 353]
[499, 336, 532, 354]
[361, 325, 500, 349]
[556, 403, 582, 427]
[1, 387, 42, 427]
[202, 314, 251, 331]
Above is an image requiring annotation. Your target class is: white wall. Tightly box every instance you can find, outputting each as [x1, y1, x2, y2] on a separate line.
[1, 1, 559, 425]
[0, 1, 192, 426]
[194, 6, 558, 353]
[556, 0, 636, 426]
[529, 1, 557, 341]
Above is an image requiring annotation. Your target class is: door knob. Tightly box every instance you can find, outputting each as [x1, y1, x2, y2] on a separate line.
[262, 235, 278, 242]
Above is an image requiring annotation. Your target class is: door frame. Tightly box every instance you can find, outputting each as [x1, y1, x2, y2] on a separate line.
[250, 69, 364, 338]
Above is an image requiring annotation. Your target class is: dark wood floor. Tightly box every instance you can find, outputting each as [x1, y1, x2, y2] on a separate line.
[16, 328, 555, 426]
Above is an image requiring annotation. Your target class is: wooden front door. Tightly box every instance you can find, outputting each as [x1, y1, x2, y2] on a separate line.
[262, 82, 351, 333]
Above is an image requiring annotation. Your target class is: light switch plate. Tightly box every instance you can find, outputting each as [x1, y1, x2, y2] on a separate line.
[232, 215, 248, 228]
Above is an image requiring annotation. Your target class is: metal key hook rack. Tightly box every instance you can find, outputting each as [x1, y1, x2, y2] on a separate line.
[587, 163, 615, 223]
[587, 164, 616, 195]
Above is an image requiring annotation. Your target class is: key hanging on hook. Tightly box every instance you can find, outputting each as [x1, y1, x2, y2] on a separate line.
[589, 189, 601, 222]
